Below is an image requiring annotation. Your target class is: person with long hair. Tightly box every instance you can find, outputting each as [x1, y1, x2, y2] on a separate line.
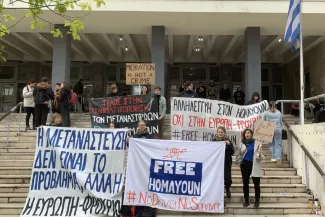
[238, 129, 263, 208]
[141, 86, 149, 95]
[23, 79, 36, 130]
[213, 126, 234, 198]
[246, 92, 260, 105]
[263, 101, 283, 163]
[60, 82, 71, 127]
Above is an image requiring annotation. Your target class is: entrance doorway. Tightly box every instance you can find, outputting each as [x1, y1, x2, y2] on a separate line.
[0, 83, 15, 112]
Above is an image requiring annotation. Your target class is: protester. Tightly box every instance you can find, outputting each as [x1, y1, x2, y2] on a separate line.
[313, 98, 323, 116]
[23, 79, 36, 130]
[73, 79, 86, 112]
[60, 83, 71, 127]
[109, 122, 115, 129]
[48, 113, 63, 127]
[154, 86, 166, 139]
[290, 103, 299, 117]
[141, 86, 149, 95]
[179, 81, 199, 98]
[107, 84, 120, 97]
[219, 84, 231, 102]
[207, 80, 217, 100]
[179, 82, 186, 93]
[53, 83, 61, 114]
[213, 126, 234, 199]
[233, 87, 245, 105]
[196, 82, 207, 98]
[246, 92, 260, 105]
[238, 129, 262, 208]
[263, 101, 283, 163]
[33, 77, 54, 127]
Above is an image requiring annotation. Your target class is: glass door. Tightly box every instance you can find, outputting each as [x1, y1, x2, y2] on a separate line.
[0, 83, 15, 112]
[261, 85, 270, 102]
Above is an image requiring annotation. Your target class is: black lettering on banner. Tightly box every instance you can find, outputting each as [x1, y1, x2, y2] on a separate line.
[173, 99, 212, 114]
[235, 101, 268, 119]
[89, 95, 160, 138]
[82, 195, 121, 216]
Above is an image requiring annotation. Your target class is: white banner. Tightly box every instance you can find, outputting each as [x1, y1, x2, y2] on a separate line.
[21, 127, 128, 217]
[124, 138, 225, 213]
[171, 98, 269, 145]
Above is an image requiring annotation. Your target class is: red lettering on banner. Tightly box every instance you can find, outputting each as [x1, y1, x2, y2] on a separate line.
[236, 116, 260, 130]
[102, 98, 121, 107]
[208, 117, 232, 130]
[172, 114, 184, 126]
[188, 116, 206, 128]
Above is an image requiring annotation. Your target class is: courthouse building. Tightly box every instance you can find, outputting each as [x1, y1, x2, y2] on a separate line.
[1, 0, 325, 111]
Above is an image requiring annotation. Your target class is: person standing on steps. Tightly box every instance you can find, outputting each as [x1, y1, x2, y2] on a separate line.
[233, 87, 245, 105]
[141, 85, 149, 95]
[107, 84, 121, 97]
[179, 81, 199, 98]
[73, 79, 86, 112]
[23, 79, 36, 130]
[238, 129, 263, 208]
[60, 83, 71, 127]
[219, 84, 231, 102]
[154, 86, 166, 139]
[263, 101, 283, 164]
[246, 92, 260, 105]
[33, 77, 54, 127]
[212, 126, 234, 199]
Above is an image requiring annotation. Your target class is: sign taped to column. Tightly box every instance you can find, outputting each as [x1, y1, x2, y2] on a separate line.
[20, 127, 127, 217]
[124, 138, 225, 213]
[170, 97, 269, 145]
[126, 63, 155, 85]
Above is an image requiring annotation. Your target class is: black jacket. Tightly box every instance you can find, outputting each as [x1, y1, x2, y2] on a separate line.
[106, 92, 121, 97]
[60, 88, 71, 106]
[219, 88, 231, 101]
[233, 91, 245, 105]
[133, 132, 151, 139]
[180, 90, 199, 98]
[73, 82, 83, 95]
[212, 138, 234, 187]
[33, 82, 54, 104]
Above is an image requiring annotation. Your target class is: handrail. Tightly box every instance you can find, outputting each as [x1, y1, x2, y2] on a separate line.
[283, 119, 325, 181]
[0, 102, 23, 122]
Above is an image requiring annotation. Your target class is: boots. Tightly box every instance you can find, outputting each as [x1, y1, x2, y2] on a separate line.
[243, 201, 250, 208]
[226, 188, 231, 199]
[254, 201, 260, 208]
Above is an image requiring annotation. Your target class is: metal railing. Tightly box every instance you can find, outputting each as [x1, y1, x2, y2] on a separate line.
[276, 93, 325, 114]
[0, 102, 24, 144]
[283, 119, 325, 189]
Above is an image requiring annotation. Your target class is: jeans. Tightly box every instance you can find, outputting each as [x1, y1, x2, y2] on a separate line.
[61, 105, 71, 127]
[25, 107, 35, 128]
[159, 117, 164, 139]
[35, 104, 49, 127]
[269, 128, 282, 159]
[240, 160, 260, 203]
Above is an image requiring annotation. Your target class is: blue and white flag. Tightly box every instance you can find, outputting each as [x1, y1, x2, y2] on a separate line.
[284, 0, 301, 51]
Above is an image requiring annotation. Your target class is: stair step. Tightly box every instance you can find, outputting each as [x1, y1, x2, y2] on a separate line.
[230, 184, 306, 193]
[232, 168, 296, 176]
[0, 184, 30, 193]
[232, 175, 301, 184]
[0, 167, 32, 175]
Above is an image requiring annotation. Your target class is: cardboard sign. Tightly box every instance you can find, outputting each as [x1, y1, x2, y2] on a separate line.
[126, 63, 155, 85]
[253, 119, 276, 143]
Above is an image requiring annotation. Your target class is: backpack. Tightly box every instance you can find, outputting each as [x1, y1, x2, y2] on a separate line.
[69, 91, 78, 105]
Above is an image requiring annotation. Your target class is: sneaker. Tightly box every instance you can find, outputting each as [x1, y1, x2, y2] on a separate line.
[254, 201, 260, 208]
[271, 159, 277, 162]
[243, 201, 250, 208]
[25, 127, 31, 130]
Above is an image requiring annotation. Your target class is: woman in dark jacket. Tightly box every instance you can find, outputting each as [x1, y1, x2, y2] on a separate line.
[246, 92, 260, 105]
[213, 126, 234, 198]
[60, 83, 71, 127]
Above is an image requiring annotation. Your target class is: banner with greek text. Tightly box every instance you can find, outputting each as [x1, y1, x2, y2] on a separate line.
[21, 127, 127, 217]
[124, 138, 225, 213]
[171, 98, 269, 145]
[89, 95, 159, 139]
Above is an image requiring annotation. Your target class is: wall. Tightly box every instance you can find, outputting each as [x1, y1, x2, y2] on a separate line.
[290, 123, 325, 213]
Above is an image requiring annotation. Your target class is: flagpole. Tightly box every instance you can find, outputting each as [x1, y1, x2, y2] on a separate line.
[299, 2, 305, 125]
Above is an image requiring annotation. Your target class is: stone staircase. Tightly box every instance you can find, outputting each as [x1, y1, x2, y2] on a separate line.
[0, 113, 320, 216]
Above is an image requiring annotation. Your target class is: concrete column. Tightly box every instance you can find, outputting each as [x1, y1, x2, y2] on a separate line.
[151, 26, 165, 95]
[51, 24, 71, 88]
[244, 27, 261, 100]
[91, 63, 105, 98]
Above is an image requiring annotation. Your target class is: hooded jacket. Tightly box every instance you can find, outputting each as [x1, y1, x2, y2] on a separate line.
[33, 82, 54, 104]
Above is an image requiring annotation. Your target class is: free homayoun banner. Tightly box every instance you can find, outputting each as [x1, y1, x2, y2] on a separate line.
[171, 98, 269, 145]
[124, 138, 226, 213]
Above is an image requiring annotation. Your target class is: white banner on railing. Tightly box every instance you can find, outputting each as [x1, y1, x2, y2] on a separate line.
[21, 127, 128, 217]
[170, 98, 269, 145]
[124, 138, 225, 213]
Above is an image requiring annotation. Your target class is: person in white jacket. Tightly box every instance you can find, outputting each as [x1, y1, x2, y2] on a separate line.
[23, 80, 36, 130]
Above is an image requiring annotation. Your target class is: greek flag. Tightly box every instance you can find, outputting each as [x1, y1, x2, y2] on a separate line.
[284, 0, 301, 51]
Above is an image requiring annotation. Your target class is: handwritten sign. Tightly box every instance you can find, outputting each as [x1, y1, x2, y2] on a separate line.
[21, 127, 127, 217]
[124, 138, 226, 213]
[126, 63, 155, 85]
[253, 119, 276, 143]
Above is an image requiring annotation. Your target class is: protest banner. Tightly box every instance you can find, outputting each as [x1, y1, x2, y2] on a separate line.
[170, 98, 269, 145]
[253, 119, 276, 143]
[21, 127, 127, 217]
[88, 95, 159, 138]
[126, 63, 155, 85]
[124, 138, 225, 213]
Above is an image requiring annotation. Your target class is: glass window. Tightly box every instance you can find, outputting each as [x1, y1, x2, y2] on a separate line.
[232, 67, 242, 82]
[18, 65, 36, 81]
[119, 66, 126, 81]
[83, 66, 93, 82]
[70, 67, 80, 81]
[261, 68, 269, 82]
[210, 67, 220, 82]
[272, 67, 283, 83]
[183, 67, 207, 82]
[168, 67, 180, 82]
[0, 66, 15, 79]
[107, 66, 117, 81]
[41, 65, 52, 81]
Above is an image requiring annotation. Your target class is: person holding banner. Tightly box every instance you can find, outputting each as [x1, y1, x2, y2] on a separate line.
[141, 85, 149, 95]
[213, 126, 234, 199]
[263, 101, 283, 163]
[238, 129, 262, 208]
[246, 92, 261, 105]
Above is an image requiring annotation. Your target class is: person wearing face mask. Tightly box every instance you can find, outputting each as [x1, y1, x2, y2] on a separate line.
[212, 126, 234, 199]
[263, 101, 283, 163]
[246, 92, 260, 105]
[207, 80, 217, 100]
[237, 129, 263, 208]
[179, 81, 199, 98]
